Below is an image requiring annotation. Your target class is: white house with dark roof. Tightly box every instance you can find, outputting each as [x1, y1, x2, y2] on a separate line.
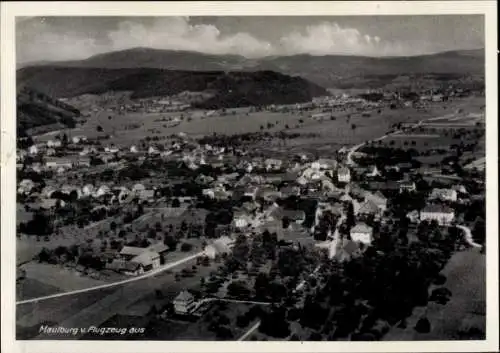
[420, 205, 455, 225]
[337, 167, 351, 183]
[173, 290, 197, 315]
[350, 222, 373, 245]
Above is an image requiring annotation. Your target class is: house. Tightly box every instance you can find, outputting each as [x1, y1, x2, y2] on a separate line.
[130, 145, 139, 153]
[451, 184, 468, 194]
[173, 290, 197, 315]
[243, 186, 259, 200]
[258, 187, 282, 202]
[138, 189, 156, 202]
[281, 210, 306, 224]
[105, 145, 120, 153]
[399, 181, 417, 193]
[350, 222, 373, 245]
[367, 165, 382, 178]
[148, 146, 160, 155]
[77, 158, 91, 167]
[301, 168, 324, 182]
[72, 136, 85, 144]
[311, 158, 337, 170]
[45, 159, 73, 170]
[406, 210, 420, 223]
[46, 148, 56, 156]
[148, 243, 170, 258]
[18, 179, 35, 194]
[47, 140, 62, 148]
[264, 158, 283, 171]
[119, 246, 146, 261]
[333, 238, 363, 262]
[204, 236, 235, 259]
[420, 205, 455, 225]
[123, 262, 144, 276]
[364, 191, 387, 212]
[132, 183, 146, 194]
[131, 250, 161, 271]
[40, 198, 65, 210]
[179, 208, 209, 228]
[82, 184, 95, 197]
[233, 210, 252, 228]
[280, 186, 301, 197]
[95, 185, 111, 198]
[357, 200, 379, 217]
[429, 188, 458, 202]
[337, 167, 351, 183]
[202, 188, 215, 199]
[268, 206, 306, 225]
[29, 145, 38, 155]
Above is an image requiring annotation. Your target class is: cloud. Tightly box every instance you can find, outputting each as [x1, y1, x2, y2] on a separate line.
[278, 22, 422, 56]
[16, 17, 433, 63]
[106, 17, 274, 58]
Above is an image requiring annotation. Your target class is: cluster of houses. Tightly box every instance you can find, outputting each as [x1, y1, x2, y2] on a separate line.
[17, 121, 476, 289]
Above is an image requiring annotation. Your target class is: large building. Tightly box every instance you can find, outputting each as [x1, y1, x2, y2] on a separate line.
[420, 205, 455, 225]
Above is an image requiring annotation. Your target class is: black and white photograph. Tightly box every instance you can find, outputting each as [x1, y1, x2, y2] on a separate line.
[1, 1, 498, 352]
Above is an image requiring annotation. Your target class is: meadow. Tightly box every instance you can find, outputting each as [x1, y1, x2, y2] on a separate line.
[383, 248, 486, 340]
[32, 96, 485, 157]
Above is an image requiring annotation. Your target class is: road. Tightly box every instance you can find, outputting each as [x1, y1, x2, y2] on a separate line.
[456, 224, 482, 248]
[16, 251, 204, 305]
[346, 115, 448, 167]
[24, 255, 219, 340]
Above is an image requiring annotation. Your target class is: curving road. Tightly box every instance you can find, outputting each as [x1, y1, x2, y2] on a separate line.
[16, 251, 205, 305]
[346, 115, 448, 167]
[456, 224, 482, 248]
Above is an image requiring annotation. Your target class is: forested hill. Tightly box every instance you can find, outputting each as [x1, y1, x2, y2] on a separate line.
[17, 67, 328, 108]
[17, 87, 81, 136]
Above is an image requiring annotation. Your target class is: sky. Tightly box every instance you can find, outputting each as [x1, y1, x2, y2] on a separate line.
[16, 16, 484, 64]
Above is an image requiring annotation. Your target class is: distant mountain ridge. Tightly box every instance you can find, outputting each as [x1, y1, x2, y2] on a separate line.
[18, 47, 485, 88]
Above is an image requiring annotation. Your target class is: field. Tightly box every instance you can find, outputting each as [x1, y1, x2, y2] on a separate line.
[18, 262, 108, 299]
[383, 248, 486, 340]
[32, 97, 485, 156]
[17, 255, 219, 339]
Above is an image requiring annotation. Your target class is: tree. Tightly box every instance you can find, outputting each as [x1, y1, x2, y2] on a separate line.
[259, 307, 290, 338]
[282, 216, 291, 229]
[351, 123, 357, 131]
[414, 317, 431, 333]
[180, 242, 193, 252]
[96, 125, 103, 132]
[171, 198, 181, 208]
[164, 235, 178, 251]
[227, 280, 251, 298]
[236, 314, 250, 328]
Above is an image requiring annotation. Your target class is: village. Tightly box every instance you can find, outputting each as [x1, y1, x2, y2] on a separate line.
[15, 87, 486, 341]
